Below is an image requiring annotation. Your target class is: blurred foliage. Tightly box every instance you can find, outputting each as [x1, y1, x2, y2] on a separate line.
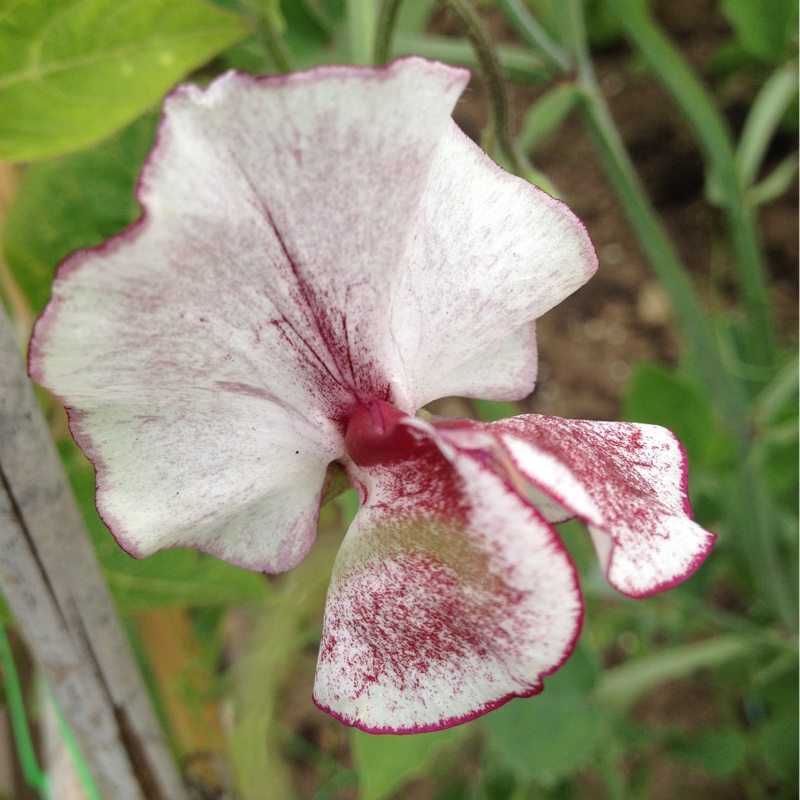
[352, 724, 464, 800]
[483, 644, 602, 784]
[0, 0, 796, 798]
[0, 0, 248, 162]
[720, 0, 798, 64]
[3, 114, 157, 313]
[524, 0, 652, 49]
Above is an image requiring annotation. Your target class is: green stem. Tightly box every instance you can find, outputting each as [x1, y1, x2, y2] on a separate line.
[579, 93, 751, 443]
[493, 0, 571, 73]
[0, 627, 50, 797]
[376, 0, 547, 181]
[347, 0, 377, 65]
[564, 2, 750, 451]
[564, 1, 798, 626]
[566, 0, 796, 629]
[374, 0, 404, 64]
[242, 0, 293, 73]
[440, 0, 525, 175]
[606, 0, 776, 371]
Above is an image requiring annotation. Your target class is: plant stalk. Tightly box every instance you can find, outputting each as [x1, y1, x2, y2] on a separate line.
[606, 0, 777, 371]
[440, 0, 525, 174]
[374, 0, 404, 63]
[347, 0, 377, 65]
[494, 0, 572, 73]
[563, 0, 750, 451]
[242, 0, 293, 73]
[563, 0, 795, 629]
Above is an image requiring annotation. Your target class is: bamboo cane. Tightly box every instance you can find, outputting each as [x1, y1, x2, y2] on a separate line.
[0, 307, 188, 800]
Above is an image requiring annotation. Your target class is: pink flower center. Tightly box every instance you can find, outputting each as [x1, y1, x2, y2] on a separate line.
[345, 400, 416, 468]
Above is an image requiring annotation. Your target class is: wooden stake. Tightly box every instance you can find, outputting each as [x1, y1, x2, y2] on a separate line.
[0, 308, 188, 800]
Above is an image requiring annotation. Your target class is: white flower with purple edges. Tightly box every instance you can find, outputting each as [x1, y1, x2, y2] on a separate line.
[29, 57, 714, 734]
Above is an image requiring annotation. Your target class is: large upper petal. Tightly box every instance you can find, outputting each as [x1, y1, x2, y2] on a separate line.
[477, 415, 716, 597]
[314, 414, 582, 732]
[28, 59, 471, 568]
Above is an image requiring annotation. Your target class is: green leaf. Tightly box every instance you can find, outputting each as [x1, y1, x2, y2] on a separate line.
[0, 0, 249, 162]
[3, 113, 157, 314]
[747, 152, 799, 208]
[720, 0, 798, 63]
[351, 724, 462, 800]
[518, 83, 578, 151]
[482, 644, 601, 782]
[736, 64, 799, 190]
[596, 636, 756, 709]
[668, 727, 748, 778]
[471, 398, 520, 423]
[622, 361, 733, 470]
[60, 440, 271, 612]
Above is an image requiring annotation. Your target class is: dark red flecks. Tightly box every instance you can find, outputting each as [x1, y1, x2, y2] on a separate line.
[315, 416, 583, 733]
[486, 414, 715, 596]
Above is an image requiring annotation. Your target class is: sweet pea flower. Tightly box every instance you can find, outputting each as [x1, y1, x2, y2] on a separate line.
[29, 57, 714, 734]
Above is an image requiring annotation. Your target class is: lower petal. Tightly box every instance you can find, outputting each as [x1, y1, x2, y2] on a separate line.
[491, 415, 716, 598]
[313, 421, 582, 733]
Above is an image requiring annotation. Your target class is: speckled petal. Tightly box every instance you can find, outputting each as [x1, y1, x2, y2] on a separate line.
[313, 417, 582, 733]
[491, 416, 716, 597]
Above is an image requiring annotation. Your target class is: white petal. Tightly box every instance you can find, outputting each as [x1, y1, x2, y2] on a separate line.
[436, 424, 601, 526]
[389, 125, 597, 407]
[67, 396, 330, 572]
